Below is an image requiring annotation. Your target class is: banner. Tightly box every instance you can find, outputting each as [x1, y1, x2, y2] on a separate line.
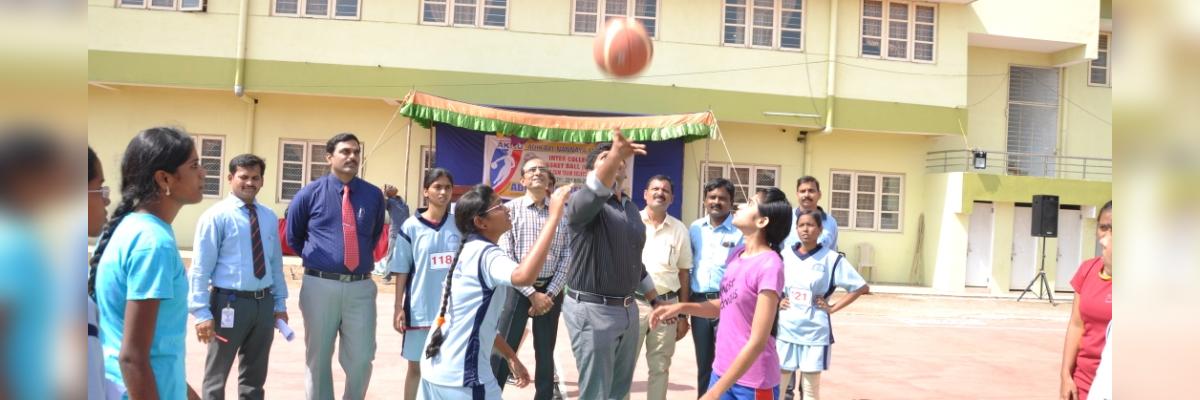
[435, 122, 685, 218]
[483, 135, 633, 199]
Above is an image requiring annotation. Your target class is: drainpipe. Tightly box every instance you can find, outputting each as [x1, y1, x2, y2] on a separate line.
[233, 0, 256, 154]
[822, 0, 839, 134]
[240, 96, 257, 154]
[807, 0, 839, 174]
[233, 0, 250, 98]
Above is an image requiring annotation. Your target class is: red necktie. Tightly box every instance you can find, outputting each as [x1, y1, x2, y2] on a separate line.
[246, 202, 266, 279]
[342, 186, 360, 271]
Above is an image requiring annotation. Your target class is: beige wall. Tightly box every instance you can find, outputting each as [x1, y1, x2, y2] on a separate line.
[89, 85, 432, 247]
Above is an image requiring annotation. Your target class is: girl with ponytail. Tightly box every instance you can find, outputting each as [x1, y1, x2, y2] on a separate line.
[648, 187, 792, 400]
[417, 183, 573, 399]
[389, 168, 460, 400]
[91, 127, 205, 400]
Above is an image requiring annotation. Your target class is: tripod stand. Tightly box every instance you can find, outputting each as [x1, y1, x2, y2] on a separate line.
[1017, 236, 1056, 306]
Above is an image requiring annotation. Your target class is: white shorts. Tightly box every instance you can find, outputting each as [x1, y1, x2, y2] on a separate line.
[417, 379, 501, 399]
[777, 341, 830, 373]
[401, 329, 430, 362]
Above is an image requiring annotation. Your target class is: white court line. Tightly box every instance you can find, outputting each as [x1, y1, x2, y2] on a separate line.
[838, 320, 1063, 332]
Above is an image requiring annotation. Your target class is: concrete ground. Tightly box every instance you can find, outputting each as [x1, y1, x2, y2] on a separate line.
[185, 265, 1072, 399]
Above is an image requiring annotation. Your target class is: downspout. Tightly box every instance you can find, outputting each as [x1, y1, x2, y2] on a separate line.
[822, 0, 839, 134]
[808, 0, 839, 175]
[234, 0, 256, 155]
[233, 0, 250, 98]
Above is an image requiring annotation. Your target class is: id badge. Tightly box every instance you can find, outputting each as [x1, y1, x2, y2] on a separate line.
[429, 252, 455, 270]
[791, 288, 813, 310]
[221, 306, 235, 329]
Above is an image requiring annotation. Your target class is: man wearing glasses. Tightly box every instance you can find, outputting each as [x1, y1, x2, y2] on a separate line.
[490, 156, 572, 400]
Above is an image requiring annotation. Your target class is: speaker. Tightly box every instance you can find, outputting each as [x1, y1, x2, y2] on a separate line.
[1031, 195, 1059, 237]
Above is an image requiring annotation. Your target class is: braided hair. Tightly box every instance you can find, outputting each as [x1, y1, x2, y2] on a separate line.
[424, 184, 496, 359]
[88, 127, 195, 298]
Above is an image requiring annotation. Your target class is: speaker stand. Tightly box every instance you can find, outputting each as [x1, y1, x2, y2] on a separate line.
[1017, 236, 1056, 306]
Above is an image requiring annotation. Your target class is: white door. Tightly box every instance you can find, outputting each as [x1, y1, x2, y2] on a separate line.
[966, 203, 994, 287]
[1010, 206, 1038, 290]
[1055, 209, 1083, 291]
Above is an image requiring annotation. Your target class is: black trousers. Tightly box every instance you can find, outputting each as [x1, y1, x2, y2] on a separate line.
[491, 285, 564, 400]
[690, 292, 720, 398]
[201, 291, 275, 400]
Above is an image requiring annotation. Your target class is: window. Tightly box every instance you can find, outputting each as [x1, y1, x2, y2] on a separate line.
[118, 0, 204, 11]
[420, 145, 436, 207]
[830, 171, 903, 232]
[279, 140, 331, 201]
[723, 0, 804, 50]
[573, 0, 659, 38]
[1006, 65, 1060, 177]
[1089, 32, 1110, 86]
[273, 0, 360, 19]
[861, 0, 935, 62]
[702, 163, 779, 207]
[193, 135, 225, 198]
[422, 0, 507, 28]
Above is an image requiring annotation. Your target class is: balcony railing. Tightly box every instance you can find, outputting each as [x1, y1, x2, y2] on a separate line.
[925, 150, 1111, 182]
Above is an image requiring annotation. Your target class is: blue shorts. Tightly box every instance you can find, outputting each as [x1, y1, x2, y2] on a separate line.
[417, 379, 500, 399]
[401, 329, 430, 361]
[777, 341, 830, 372]
[709, 372, 779, 400]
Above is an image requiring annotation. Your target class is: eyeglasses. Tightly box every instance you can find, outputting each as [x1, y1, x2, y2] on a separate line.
[88, 186, 111, 200]
[481, 203, 506, 215]
[524, 166, 550, 175]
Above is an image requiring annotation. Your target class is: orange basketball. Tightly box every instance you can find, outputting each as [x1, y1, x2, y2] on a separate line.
[593, 18, 654, 78]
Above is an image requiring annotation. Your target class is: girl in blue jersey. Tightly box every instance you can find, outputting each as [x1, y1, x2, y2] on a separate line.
[776, 208, 869, 400]
[390, 167, 461, 400]
[89, 127, 206, 400]
[417, 183, 572, 399]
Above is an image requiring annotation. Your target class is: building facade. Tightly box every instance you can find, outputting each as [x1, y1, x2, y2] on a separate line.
[89, 0, 1112, 294]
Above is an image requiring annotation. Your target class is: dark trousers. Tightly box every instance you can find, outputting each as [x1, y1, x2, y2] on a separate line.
[491, 285, 563, 400]
[202, 290, 275, 400]
[690, 292, 719, 398]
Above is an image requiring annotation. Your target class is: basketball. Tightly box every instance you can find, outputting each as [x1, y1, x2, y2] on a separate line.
[593, 18, 654, 78]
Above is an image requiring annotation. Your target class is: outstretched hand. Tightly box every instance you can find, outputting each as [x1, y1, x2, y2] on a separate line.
[648, 303, 681, 330]
[610, 129, 647, 161]
[549, 183, 573, 214]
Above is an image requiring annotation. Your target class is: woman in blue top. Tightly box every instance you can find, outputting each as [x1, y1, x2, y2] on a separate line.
[0, 130, 68, 400]
[417, 183, 572, 399]
[390, 168, 462, 400]
[89, 127, 205, 400]
[776, 208, 869, 400]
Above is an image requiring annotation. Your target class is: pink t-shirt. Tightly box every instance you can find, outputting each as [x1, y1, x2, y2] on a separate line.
[712, 246, 785, 389]
[1070, 257, 1112, 399]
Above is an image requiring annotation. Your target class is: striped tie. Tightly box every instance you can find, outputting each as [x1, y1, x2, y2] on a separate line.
[342, 186, 360, 271]
[246, 202, 266, 279]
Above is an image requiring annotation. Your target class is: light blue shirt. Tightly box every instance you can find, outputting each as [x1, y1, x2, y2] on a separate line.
[783, 207, 839, 252]
[421, 235, 517, 389]
[96, 212, 189, 400]
[0, 211, 52, 400]
[688, 214, 744, 294]
[388, 210, 462, 329]
[189, 195, 288, 322]
[777, 243, 865, 346]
